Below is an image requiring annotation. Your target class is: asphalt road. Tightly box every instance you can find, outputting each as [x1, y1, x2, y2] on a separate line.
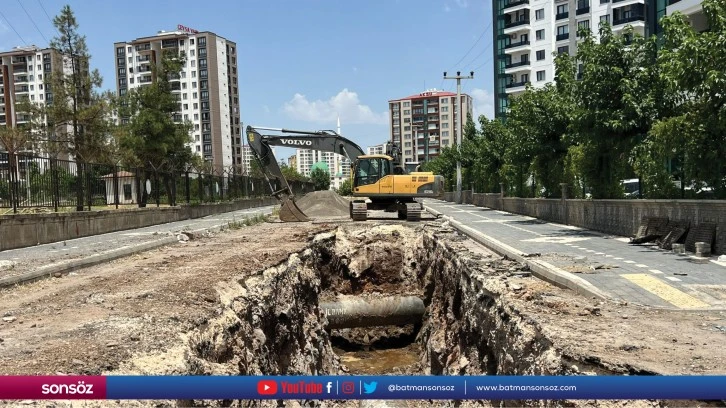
[425, 199, 726, 310]
[0, 205, 275, 281]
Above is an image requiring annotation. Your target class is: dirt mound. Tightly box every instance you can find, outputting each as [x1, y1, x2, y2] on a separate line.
[295, 189, 351, 218]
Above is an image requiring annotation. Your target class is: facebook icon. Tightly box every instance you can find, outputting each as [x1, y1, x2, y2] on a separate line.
[326, 382, 333, 394]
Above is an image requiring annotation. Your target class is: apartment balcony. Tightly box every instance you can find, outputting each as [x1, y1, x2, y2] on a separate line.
[556, 12, 569, 20]
[505, 61, 531, 74]
[139, 76, 153, 84]
[503, 0, 529, 10]
[14, 86, 29, 94]
[613, 14, 645, 26]
[556, 33, 570, 41]
[504, 40, 531, 53]
[11, 56, 27, 64]
[14, 75, 29, 83]
[667, 0, 703, 17]
[12, 66, 28, 74]
[505, 81, 530, 92]
[576, 6, 590, 14]
[504, 19, 531, 34]
[502, 0, 530, 13]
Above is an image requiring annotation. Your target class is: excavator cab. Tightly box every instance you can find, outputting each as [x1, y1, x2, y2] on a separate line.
[353, 156, 392, 188]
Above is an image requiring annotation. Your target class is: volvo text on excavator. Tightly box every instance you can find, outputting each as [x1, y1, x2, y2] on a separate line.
[246, 125, 445, 222]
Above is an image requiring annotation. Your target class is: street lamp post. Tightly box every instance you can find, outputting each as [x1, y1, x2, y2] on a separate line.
[444, 71, 474, 204]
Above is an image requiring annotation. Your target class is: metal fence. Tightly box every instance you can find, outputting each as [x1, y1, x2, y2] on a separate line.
[0, 152, 313, 213]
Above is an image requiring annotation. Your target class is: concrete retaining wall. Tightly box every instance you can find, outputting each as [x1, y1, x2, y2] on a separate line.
[440, 191, 726, 255]
[0, 197, 276, 251]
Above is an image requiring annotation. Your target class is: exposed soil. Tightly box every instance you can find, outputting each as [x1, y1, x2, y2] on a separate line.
[1, 218, 726, 408]
[0, 221, 331, 378]
[296, 190, 351, 218]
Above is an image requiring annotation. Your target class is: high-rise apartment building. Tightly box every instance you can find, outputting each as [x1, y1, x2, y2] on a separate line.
[493, 0, 706, 118]
[0, 46, 66, 139]
[388, 89, 473, 165]
[366, 144, 385, 155]
[114, 27, 241, 171]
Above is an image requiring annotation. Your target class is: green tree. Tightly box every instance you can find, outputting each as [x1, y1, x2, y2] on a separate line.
[643, 0, 726, 198]
[48, 5, 112, 210]
[337, 178, 353, 196]
[568, 24, 661, 198]
[117, 49, 194, 206]
[310, 167, 331, 191]
[280, 162, 308, 182]
[506, 83, 572, 197]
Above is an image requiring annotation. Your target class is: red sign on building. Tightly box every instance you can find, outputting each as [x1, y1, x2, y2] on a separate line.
[177, 24, 199, 34]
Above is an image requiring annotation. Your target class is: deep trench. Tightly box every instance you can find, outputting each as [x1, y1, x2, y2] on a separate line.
[178, 223, 687, 407]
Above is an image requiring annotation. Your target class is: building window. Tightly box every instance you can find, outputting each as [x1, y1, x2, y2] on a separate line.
[199, 58, 207, 68]
[183, 103, 189, 110]
[600, 14, 610, 25]
[198, 37, 206, 46]
[441, 114, 449, 120]
[557, 46, 570, 55]
[116, 47, 124, 55]
[442, 123, 449, 129]
[536, 50, 545, 60]
[194, 114, 199, 120]
[536, 70, 545, 81]
[536, 29, 545, 40]
[200, 69, 207, 78]
[441, 106, 448, 113]
[192, 71, 196, 78]
[578, 20, 590, 36]
[557, 4, 568, 14]
[191, 60, 195, 67]
[535, 8, 544, 20]
[403, 101, 410, 107]
[193, 92, 198, 99]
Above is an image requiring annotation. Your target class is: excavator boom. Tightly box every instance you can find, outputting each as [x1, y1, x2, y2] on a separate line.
[246, 126, 366, 222]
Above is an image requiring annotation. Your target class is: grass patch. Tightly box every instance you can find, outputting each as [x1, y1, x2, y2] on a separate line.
[227, 213, 268, 230]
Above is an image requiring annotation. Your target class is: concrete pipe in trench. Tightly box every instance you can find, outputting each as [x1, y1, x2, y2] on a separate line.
[320, 296, 425, 329]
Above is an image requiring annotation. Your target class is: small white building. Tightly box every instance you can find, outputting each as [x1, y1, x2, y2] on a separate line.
[101, 171, 137, 204]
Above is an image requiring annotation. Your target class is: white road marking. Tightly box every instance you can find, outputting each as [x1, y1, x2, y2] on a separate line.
[595, 252, 605, 255]
[615, 257, 624, 260]
[649, 269, 664, 274]
[666, 276, 682, 282]
[624, 260, 636, 264]
[636, 264, 648, 268]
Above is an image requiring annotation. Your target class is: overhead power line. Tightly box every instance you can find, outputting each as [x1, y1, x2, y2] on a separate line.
[17, 0, 49, 44]
[0, 10, 28, 46]
[37, 0, 55, 26]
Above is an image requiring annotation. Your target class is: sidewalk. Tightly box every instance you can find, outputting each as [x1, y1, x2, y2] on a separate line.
[425, 199, 726, 310]
[0, 205, 275, 287]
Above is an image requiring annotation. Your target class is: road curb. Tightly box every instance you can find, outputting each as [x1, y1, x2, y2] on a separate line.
[424, 205, 609, 301]
[0, 208, 274, 289]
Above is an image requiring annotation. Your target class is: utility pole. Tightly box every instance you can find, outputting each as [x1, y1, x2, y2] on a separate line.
[444, 71, 474, 204]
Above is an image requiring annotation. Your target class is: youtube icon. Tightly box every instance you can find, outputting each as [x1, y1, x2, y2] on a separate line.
[257, 380, 278, 395]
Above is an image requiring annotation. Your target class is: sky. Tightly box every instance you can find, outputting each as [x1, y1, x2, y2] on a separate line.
[0, 0, 495, 159]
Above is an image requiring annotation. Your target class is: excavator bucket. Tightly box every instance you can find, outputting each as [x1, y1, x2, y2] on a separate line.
[278, 197, 311, 222]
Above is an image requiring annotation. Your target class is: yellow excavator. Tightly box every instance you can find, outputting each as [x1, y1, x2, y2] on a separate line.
[246, 125, 444, 222]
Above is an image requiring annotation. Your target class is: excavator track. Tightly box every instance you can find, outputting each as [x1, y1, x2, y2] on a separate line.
[351, 201, 368, 221]
[405, 202, 422, 222]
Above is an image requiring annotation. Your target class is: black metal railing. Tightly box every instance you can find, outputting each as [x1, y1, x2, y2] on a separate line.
[576, 6, 590, 14]
[505, 40, 531, 49]
[614, 14, 645, 25]
[505, 19, 531, 28]
[0, 152, 314, 213]
[503, 0, 529, 9]
[556, 12, 569, 20]
[506, 81, 530, 88]
[556, 33, 570, 41]
[505, 60, 531, 69]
